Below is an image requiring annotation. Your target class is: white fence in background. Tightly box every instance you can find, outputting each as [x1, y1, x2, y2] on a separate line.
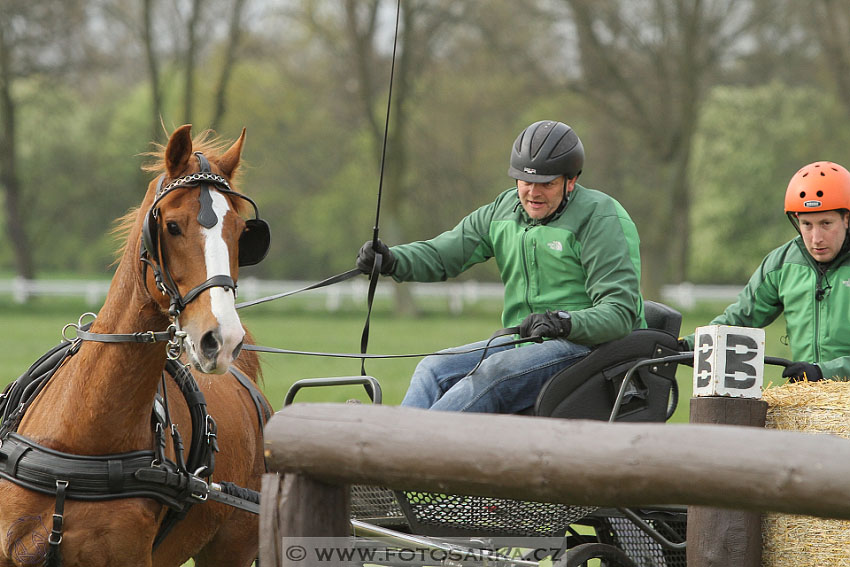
[0, 277, 742, 313]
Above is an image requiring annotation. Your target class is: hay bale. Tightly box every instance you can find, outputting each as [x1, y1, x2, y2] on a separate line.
[762, 381, 850, 567]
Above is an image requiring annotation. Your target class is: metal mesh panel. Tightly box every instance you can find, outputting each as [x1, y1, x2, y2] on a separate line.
[400, 491, 597, 537]
[350, 485, 406, 524]
[606, 516, 687, 567]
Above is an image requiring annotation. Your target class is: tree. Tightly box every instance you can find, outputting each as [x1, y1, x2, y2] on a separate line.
[689, 83, 850, 283]
[142, 0, 164, 143]
[0, 1, 89, 279]
[810, 1, 850, 119]
[210, 0, 249, 130]
[291, 0, 467, 313]
[557, 0, 773, 297]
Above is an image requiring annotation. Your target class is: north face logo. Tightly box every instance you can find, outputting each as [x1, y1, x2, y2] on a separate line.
[547, 241, 563, 252]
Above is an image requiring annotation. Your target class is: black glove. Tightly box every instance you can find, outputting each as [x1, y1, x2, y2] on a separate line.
[782, 361, 823, 382]
[356, 239, 397, 276]
[518, 311, 572, 339]
[677, 338, 691, 352]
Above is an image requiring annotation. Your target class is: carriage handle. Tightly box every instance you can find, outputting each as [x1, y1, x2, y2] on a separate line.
[609, 353, 793, 423]
[283, 376, 383, 406]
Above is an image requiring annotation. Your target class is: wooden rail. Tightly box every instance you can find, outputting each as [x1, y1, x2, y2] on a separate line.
[264, 403, 850, 520]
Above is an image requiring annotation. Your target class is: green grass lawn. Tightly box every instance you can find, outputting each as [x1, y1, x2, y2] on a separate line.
[2, 295, 793, 422]
[0, 295, 795, 567]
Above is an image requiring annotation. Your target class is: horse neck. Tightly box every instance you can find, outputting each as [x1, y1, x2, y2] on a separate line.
[19, 253, 171, 453]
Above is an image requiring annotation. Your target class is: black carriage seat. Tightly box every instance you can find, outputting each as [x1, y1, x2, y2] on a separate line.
[532, 300, 683, 422]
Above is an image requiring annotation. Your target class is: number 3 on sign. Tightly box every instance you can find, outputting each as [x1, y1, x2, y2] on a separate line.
[693, 325, 764, 399]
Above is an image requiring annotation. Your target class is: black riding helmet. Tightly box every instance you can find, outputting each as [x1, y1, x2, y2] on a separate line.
[508, 120, 584, 182]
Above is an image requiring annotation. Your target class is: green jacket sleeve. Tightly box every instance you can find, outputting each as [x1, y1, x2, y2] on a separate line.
[819, 357, 850, 382]
[390, 201, 496, 282]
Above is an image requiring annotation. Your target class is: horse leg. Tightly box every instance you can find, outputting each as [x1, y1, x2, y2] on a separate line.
[191, 509, 258, 567]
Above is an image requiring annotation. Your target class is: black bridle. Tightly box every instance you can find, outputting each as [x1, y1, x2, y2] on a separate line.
[140, 151, 270, 320]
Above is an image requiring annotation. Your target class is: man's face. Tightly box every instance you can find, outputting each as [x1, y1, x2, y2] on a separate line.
[798, 210, 849, 262]
[517, 176, 576, 220]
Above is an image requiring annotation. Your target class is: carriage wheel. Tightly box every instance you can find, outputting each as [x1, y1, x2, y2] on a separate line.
[556, 543, 638, 567]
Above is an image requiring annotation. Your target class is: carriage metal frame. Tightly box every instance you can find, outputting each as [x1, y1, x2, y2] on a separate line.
[282, 301, 691, 567]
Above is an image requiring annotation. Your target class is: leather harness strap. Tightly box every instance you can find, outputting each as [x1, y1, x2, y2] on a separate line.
[0, 433, 207, 510]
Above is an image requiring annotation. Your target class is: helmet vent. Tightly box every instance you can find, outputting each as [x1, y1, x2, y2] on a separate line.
[821, 171, 826, 176]
[817, 191, 824, 197]
[802, 172, 809, 177]
[800, 191, 806, 198]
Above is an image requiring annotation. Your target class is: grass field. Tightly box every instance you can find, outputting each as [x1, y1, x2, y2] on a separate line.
[1, 295, 793, 423]
[0, 295, 794, 567]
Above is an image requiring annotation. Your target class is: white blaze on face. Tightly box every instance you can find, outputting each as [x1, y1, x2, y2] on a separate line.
[203, 191, 244, 347]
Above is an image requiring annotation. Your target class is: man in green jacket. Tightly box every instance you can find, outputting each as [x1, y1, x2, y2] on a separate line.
[356, 120, 645, 412]
[681, 161, 850, 382]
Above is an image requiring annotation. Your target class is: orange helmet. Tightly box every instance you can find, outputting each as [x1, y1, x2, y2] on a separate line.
[784, 161, 850, 214]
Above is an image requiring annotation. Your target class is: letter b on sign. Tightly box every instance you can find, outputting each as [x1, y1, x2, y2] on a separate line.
[693, 325, 764, 398]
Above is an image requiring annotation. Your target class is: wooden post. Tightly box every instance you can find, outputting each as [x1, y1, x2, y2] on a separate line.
[687, 325, 768, 567]
[687, 397, 768, 567]
[259, 473, 282, 567]
[259, 471, 350, 567]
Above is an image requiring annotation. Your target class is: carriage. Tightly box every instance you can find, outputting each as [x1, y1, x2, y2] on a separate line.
[274, 299, 691, 567]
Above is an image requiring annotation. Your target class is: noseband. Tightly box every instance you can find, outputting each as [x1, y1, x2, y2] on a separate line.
[140, 152, 270, 318]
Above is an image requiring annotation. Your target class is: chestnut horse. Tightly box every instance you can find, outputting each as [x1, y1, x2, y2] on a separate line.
[0, 125, 269, 567]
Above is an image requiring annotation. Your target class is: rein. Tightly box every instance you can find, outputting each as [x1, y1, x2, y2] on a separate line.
[242, 328, 537, 359]
[63, 313, 188, 360]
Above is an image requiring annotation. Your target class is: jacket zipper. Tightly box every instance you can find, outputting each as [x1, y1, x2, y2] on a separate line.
[805, 239, 850, 361]
[521, 226, 534, 313]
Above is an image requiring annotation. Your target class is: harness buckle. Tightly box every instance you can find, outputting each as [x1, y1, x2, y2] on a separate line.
[61, 322, 79, 342]
[166, 327, 187, 360]
[48, 530, 62, 546]
[189, 475, 209, 502]
[205, 414, 219, 450]
[49, 480, 69, 546]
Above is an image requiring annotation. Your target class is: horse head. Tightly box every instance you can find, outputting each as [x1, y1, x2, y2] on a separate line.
[140, 124, 269, 374]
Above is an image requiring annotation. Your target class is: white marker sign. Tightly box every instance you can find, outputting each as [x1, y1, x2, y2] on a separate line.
[693, 325, 764, 398]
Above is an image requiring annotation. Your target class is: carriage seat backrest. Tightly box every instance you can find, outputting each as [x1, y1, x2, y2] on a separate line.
[533, 301, 682, 422]
[644, 299, 682, 336]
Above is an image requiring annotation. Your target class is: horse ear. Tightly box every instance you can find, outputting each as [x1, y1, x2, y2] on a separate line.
[165, 124, 194, 177]
[218, 128, 246, 178]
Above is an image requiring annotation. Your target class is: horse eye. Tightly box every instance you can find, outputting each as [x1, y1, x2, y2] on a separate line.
[166, 221, 182, 236]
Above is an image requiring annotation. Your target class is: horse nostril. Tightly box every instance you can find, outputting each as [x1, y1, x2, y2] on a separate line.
[201, 330, 221, 361]
[232, 340, 244, 361]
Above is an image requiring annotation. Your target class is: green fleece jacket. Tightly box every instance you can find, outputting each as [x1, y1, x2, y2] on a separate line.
[682, 236, 850, 380]
[389, 185, 645, 346]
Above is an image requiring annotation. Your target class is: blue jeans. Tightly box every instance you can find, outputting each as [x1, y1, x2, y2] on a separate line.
[401, 337, 591, 413]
